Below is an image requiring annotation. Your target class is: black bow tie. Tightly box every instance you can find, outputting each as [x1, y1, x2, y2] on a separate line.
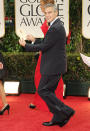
[48, 22, 50, 26]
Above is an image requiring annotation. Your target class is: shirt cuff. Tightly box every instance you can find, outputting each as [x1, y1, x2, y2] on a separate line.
[31, 42, 34, 44]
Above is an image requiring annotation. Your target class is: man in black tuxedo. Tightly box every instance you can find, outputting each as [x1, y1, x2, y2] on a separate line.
[19, 3, 75, 127]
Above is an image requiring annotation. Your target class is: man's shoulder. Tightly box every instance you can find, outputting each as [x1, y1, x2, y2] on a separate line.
[52, 18, 64, 28]
[52, 21, 64, 31]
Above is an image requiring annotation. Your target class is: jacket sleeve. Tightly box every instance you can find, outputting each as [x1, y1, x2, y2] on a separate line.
[25, 27, 60, 52]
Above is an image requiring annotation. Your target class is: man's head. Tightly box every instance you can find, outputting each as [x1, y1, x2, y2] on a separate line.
[40, 0, 55, 13]
[44, 4, 58, 23]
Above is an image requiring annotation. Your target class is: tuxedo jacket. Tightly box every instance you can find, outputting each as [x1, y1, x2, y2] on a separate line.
[25, 18, 67, 75]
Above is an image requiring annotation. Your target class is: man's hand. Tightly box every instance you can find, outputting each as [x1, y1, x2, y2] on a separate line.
[19, 38, 26, 47]
[0, 62, 3, 69]
[26, 34, 36, 42]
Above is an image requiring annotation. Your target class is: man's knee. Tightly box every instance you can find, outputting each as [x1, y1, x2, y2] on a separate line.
[38, 87, 47, 97]
[38, 87, 50, 98]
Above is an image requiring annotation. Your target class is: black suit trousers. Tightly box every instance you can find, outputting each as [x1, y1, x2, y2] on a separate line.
[38, 75, 74, 122]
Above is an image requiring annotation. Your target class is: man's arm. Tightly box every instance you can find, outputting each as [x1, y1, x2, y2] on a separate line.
[19, 27, 60, 52]
[25, 28, 60, 52]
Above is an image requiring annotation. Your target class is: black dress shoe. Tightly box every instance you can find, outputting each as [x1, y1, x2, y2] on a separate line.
[29, 104, 36, 109]
[68, 110, 75, 120]
[60, 110, 75, 127]
[42, 121, 62, 127]
[42, 118, 71, 127]
[42, 111, 75, 127]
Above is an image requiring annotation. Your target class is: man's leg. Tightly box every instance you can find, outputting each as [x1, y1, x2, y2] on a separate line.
[38, 75, 75, 123]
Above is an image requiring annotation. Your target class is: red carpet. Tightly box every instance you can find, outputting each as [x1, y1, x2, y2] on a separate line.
[0, 94, 90, 131]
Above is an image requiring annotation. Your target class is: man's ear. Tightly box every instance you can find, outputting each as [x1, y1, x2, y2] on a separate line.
[55, 10, 58, 16]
